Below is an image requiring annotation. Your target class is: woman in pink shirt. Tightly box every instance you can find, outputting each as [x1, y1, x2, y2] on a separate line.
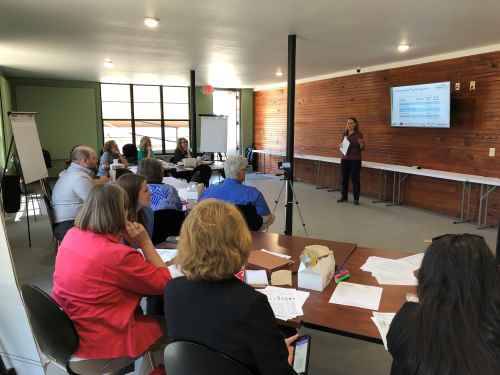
[52, 183, 171, 374]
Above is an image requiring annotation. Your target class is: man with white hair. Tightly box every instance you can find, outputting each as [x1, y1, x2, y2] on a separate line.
[199, 155, 275, 229]
[52, 145, 105, 241]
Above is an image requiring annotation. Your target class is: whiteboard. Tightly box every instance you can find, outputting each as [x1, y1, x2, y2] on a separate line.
[200, 116, 228, 153]
[9, 113, 48, 184]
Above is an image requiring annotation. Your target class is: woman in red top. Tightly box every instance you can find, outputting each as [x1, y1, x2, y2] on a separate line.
[52, 183, 171, 374]
[338, 117, 365, 205]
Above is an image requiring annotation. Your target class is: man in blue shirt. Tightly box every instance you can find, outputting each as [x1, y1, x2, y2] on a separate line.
[200, 156, 275, 229]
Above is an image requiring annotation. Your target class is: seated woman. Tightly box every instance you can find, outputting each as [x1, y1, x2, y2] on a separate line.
[170, 137, 191, 163]
[137, 158, 182, 211]
[117, 173, 154, 239]
[387, 234, 500, 375]
[164, 199, 298, 375]
[52, 184, 171, 375]
[138, 136, 153, 161]
[97, 140, 129, 177]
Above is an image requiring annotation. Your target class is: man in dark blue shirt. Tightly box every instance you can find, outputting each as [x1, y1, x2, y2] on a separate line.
[199, 155, 275, 229]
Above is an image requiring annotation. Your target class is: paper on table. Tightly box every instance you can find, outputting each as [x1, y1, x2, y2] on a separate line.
[361, 256, 418, 286]
[261, 249, 292, 260]
[245, 270, 269, 286]
[156, 249, 178, 263]
[398, 253, 424, 271]
[259, 286, 310, 321]
[329, 282, 383, 311]
[168, 264, 184, 279]
[340, 136, 350, 156]
[371, 312, 396, 350]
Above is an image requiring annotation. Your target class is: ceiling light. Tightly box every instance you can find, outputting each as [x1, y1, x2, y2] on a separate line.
[103, 58, 113, 68]
[144, 17, 160, 28]
[398, 43, 410, 53]
[276, 68, 283, 77]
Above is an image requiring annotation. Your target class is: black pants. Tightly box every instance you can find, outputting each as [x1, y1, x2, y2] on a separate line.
[341, 159, 361, 201]
[54, 220, 74, 242]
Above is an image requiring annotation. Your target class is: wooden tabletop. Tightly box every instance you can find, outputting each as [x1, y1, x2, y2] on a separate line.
[159, 231, 414, 344]
[301, 246, 416, 343]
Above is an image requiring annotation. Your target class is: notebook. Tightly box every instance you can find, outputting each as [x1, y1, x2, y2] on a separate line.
[247, 250, 293, 271]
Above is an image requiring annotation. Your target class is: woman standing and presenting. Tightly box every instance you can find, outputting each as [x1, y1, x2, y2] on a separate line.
[338, 117, 365, 205]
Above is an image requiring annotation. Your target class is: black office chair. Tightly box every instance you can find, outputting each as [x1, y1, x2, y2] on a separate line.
[191, 164, 212, 187]
[236, 204, 263, 231]
[152, 209, 186, 244]
[164, 341, 254, 375]
[20, 285, 78, 374]
[122, 143, 138, 164]
[42, 193, 60, 250]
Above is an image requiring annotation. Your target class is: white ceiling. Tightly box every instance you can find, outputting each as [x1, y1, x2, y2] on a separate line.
[1, 0, 500, 88]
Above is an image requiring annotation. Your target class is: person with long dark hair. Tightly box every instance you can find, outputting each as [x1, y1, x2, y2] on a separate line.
[387, 234, 500, 375]
[337, 117, 365, 205]
[117, 174, 154, 239]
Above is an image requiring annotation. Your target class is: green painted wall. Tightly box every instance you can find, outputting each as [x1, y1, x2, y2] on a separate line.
[195, 87, 214, 150]
[241, 88, 254, 152]
[10, 79, 102, 176]
[0, 75, 13, 168]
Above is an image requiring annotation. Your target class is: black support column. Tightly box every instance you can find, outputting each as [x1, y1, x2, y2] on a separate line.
[285, 34, 296, 235]
[189, 70, 197, 154]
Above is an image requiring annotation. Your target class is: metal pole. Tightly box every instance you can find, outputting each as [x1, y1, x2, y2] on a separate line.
[285, 34, 296, 236]
[189, 70, 197, 155]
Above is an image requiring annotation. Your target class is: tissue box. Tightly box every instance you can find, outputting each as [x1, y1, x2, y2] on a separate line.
[298, 245, 335, 292]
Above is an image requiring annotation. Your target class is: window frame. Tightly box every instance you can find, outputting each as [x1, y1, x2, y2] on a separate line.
[100, 83, 191, 154]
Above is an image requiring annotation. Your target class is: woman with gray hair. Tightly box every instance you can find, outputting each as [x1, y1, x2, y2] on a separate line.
[199, 155, 275, 229]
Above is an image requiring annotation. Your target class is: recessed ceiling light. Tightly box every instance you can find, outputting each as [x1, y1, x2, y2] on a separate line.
[276, 68, 283, 77]
[398, 43, 410, 53]
[144, 17, 160, 28]
[104, 58, 114, 68]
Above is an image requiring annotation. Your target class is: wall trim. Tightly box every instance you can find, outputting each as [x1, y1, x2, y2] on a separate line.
[254, 43, 500, 91]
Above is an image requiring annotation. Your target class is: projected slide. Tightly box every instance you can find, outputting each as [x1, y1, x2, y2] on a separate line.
[391, 82, 450, 128]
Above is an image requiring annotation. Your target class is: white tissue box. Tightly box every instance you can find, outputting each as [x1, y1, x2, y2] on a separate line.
[298, 251, 335, 292]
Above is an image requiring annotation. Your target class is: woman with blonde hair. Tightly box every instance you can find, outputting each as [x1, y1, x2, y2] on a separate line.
[52, 183, 170, 374]
[164, 199, 297, 375]
[138, 136, 153, 161]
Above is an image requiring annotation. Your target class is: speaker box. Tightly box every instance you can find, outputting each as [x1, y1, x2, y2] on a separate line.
[1, 175, 21, 213]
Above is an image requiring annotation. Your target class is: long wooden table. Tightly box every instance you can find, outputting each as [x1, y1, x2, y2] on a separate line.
[160, 231, 415, 345]
[250, 232, 415, 344]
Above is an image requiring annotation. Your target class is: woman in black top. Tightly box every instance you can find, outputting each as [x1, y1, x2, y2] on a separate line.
[170, 137, 191, 163]
[164, 199, 297, 375]
[387, 234, 500, 375]
[337, 117, 365, 205]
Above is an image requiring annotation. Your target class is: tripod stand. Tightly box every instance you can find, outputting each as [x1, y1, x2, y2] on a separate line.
[272, 174, 308, 236]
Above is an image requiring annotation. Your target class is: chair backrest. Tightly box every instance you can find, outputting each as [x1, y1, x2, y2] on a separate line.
[42, 194, 57, 231]
[236, 204, 263, 231]
[191, 164, 212, 187]
[164, 341, 254, 375]
[152, 209, 186, 244]
[20, 285, 78, 368]
[122, 143, 138, 163]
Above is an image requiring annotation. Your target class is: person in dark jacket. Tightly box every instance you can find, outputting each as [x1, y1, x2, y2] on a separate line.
[387, 234, 500, 375]
[338, 117, 365, 205]
[164, 199, 298, 375]
[170, 137, 191, 163]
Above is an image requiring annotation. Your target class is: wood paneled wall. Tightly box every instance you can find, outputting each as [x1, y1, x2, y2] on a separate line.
[254, 51, 500, 224]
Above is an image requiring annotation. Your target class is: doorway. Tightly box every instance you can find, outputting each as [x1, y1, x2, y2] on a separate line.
[213, 89, 240, 156]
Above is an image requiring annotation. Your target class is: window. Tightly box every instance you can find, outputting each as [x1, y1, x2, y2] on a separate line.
[101, 84, 190, 153]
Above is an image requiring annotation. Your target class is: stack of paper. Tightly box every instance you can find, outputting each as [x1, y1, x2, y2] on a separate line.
[245, 270, 269, 287]
[361, 253, 423, 286]
[329, 282, 383, 311]
[371, 312, 396, 350]
[156, 249, 178, 263]
[259, 286, 310, 321]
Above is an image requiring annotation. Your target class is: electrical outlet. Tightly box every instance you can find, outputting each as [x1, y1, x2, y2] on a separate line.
[470, 81, 476, 91]
[455, 82, 461, 91]
[489, 148, 495, 157]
